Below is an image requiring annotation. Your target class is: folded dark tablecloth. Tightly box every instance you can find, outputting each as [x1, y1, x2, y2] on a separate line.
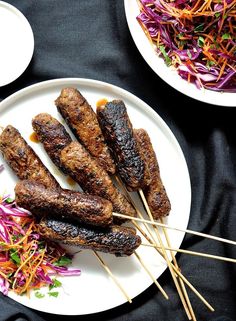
[0, 1, 235, 320]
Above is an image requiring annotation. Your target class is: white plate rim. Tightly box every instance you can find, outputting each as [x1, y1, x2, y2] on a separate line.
[0, 77, 192, 315]
[0, 1, 34, 87]
[124, 0, 236, 107]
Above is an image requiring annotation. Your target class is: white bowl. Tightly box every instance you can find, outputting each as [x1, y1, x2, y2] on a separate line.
[0, 1, 34, 87]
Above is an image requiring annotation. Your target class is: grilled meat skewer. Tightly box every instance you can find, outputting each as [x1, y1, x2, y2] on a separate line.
[60, 142, 136, 220]
[0, 125, 59, 189]
[55, 87, 116, 174]
[0, 124, 141, 256]
[134, 129, 171, 219]
[15, 180, 113, 227]
[96, 100, 151, 191]
[32, 113, 136, 221]
[38, 216, 141, 257]
[32, 113, 72, 168]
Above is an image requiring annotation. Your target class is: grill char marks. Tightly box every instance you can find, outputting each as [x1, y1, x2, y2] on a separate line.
[0, 125, 59, 189]
[55, 87, 115, 174]
[38, 217, 141, 256]
[15, 180, 113, 227]
[32, 113, 72, 168]
[97, 100, 150, 191]
[134, 129, 171, 219]
[60, 142, 136, 220]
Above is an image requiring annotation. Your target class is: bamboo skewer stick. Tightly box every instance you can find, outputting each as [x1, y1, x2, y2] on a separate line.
[172, 265, 214, 312]
[93, 251, 132, 303]
[112, 212, 236, 246]
[113, 176, 169, 300]
[138, 188, 193, 320]
[138, 228, 191, 319]
[141, 243, 236, 263]
[160, 217, 196, 321]
[133, 221, 214, 312]
[134, 251, 169, 300]
[179, 281, 196, 321]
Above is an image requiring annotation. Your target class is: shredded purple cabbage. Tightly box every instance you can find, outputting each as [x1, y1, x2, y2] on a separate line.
[0, 196, 81, 296]
[137, 0, 236, 92]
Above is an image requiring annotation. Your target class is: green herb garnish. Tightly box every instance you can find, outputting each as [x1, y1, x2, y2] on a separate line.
[159, 45, 172, 66]
[222, 33, 231, 40]
[49, 278, 62, 291]
[54, 256, 72, 267]
[10, 249, 21, 265]
[206, 60, 215, 69]
[198, 36, 205, 47]
[194, 23, 204, 32]
[48, 291, 59, 298]
[35, 291, 45, 299]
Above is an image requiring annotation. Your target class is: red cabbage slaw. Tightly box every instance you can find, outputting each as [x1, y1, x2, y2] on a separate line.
[137, 0, 236, 92]
[0, 194, 81, 296]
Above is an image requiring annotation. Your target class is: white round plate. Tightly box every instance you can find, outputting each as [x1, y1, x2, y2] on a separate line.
[0, 78, 191, 315]
[124, 0, 236, 107]
[0, 1, 34, 87]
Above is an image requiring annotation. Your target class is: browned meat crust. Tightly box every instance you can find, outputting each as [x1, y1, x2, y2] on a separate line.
[37, 217, 141, 256]
[15, 180, 113, 227]
[60, 142, 136, 219]
[32, 113, 72, 168]
[55, 87, 115, 174]
[97, 100, 150, 191]
[31, 112, 135, 220]
[134, 129, 171, 219]
[0, 125, 59, 189]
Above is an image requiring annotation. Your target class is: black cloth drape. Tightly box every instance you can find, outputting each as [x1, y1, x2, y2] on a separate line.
[0, 1, 235, 321]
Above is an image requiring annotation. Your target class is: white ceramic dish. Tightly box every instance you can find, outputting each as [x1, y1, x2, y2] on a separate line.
[0, 1, 34, 87]
[124, 0, 235, 107]
[0, 78, 191, 315]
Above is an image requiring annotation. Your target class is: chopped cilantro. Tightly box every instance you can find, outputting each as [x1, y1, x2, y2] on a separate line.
[194, 23, 204, 32]
[159, 45, 172, 66]
[5, 197, 14, 204]
[48, 291, 59, 298]
[54, 256, 72, 267]
[222, 33, 231, 40]
[10, 249, 21, 265]
[206, 60, 215, 69]
[49, 278, 62, 291]
[35, 291, 45, 299]
[197, 36, 205, 47]
[177, 32, 184, 38]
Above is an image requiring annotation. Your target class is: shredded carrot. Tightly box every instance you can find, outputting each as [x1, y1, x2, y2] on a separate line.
[217, 59, 228, 81]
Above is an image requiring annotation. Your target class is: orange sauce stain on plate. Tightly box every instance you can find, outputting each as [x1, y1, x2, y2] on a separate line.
[96, 98, 108, 108]
[29, 132, 39, 143]
[66, 177, 76, 187]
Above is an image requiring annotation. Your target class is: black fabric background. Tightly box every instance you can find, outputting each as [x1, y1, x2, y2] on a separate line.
[0, 1, 235, 320]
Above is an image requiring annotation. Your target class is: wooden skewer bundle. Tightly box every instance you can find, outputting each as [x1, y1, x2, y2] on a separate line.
[114, 176, 197, 319]
[112, 212, 236, 246]
[113, 167, 235, 318]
